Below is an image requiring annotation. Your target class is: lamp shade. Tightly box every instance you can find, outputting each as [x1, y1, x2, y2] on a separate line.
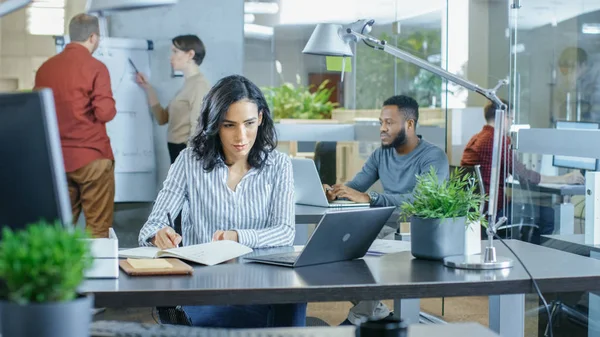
[302, 24, 353, 57]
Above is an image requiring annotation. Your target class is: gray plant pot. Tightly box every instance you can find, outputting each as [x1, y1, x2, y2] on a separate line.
[0, 294, 93, 337]
[410, 216, 466, 261]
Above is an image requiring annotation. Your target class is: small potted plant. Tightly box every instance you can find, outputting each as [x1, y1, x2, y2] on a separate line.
[0, 221, 93, 337]
[401, 167, 486, 261]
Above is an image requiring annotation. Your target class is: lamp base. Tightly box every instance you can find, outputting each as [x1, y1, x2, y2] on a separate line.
[443, 254, 514, 270]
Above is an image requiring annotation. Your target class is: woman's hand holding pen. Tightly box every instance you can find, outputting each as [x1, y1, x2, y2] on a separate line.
[135, 72, 151, 90]
[152, 227, 182, 249]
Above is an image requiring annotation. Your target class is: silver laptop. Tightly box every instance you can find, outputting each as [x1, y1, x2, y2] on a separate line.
[244, 207, 396, 267]
[292, 158, 370, 208]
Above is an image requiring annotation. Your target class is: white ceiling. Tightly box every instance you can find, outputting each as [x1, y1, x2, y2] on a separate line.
[514, 0, 600, 30]
[248, 0, 600, 31]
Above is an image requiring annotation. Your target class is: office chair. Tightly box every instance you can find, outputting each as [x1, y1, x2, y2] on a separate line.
[313, 141, 337, 186]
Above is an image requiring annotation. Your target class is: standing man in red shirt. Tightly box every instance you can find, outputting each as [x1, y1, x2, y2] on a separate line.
[35, 14, 117, 238]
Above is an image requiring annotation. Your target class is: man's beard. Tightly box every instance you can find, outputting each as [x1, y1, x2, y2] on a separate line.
[381, 127, 407, 148]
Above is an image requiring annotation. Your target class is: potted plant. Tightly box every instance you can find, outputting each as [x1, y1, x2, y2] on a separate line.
[401, 167, 486, 261]
[262, 76, 338, 120]
[0, 221, 93, 337]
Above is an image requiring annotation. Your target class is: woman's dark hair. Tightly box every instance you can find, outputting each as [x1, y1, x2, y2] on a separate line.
[172, 35, 206, 66]
[190, 75, 277, 172]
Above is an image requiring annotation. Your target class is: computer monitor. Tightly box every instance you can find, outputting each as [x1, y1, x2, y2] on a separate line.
[552, 120, 600, 171]
[0, 89, 72, 232]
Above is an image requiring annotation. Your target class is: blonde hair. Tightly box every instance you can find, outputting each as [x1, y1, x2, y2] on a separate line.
[68, 14, 99, 42]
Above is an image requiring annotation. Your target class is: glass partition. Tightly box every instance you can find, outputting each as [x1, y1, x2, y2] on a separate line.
[511, 1, 600, 337]
[243, 0, 449, 189]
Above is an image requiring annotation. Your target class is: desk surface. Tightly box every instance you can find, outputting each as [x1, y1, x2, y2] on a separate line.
[542, 234, 600, 256]
[507, 181, 585, 196]
[81, 240, 600, 308]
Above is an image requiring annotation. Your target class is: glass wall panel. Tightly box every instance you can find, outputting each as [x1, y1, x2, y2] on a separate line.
[512, 1, 600, 336]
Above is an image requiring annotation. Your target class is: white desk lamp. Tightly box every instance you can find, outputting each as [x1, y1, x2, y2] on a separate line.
[303, 19, 513, 269]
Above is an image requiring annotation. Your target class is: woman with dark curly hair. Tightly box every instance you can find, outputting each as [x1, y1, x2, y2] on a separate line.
[138, 74, 306, 328]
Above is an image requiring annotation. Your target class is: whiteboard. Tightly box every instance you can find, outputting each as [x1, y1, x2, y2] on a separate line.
[55, 36, 157, 202]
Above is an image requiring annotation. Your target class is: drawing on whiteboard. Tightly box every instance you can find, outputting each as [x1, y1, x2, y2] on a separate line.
[92, 46, 155, 174]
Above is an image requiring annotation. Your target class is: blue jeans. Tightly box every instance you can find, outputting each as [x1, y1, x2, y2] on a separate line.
[182, 303, 307, 328]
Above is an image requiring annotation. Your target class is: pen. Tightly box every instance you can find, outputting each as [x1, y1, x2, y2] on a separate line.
[166, 212, 179, 247]
[128, 58, 139, 73]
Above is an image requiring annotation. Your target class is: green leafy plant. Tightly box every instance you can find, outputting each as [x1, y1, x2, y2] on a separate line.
[0, 221, 92, 304]
[262, 77, 338, 120]
[401, 167, 487, 226]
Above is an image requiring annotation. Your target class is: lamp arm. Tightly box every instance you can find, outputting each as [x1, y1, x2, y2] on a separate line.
[348, 28, 510, 240]
[348, 29, 507, 107]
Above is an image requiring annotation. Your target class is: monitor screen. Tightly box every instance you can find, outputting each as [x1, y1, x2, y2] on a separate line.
[553, 121, 600, 171]
[0, 89, 72, 232]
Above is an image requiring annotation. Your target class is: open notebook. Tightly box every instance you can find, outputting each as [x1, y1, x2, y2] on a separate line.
[119, 240, 253, 266]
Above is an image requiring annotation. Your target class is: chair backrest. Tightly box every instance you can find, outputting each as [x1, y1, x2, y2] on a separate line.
[313, 141, 337, 186]
[449, 165, 485, 215]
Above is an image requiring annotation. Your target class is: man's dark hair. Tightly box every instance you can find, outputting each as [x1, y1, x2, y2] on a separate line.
[484, 98, 510, 123]
[189, 75, 276, 172]
[172, 35, 206, 66]
[383, 95, 419, 125]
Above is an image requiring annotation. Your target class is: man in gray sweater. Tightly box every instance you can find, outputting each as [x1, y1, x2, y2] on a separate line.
[325, 95, 449, 325]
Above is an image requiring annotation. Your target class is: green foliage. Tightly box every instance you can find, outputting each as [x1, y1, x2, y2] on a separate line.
[355, 29, 443, 109]
[262, 77, 338, 120]
[0, 221, 92, 304]
[401, 167, 487, 226]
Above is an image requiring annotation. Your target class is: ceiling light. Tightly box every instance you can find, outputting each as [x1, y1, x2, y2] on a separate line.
[583, 23, 600, 34]
[244, 23, 274, 39]
[244, 2, 278, 14]
[244, 13, 255, 23]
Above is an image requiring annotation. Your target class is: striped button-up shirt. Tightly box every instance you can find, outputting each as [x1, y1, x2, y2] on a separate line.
[138, 148, 295, 248]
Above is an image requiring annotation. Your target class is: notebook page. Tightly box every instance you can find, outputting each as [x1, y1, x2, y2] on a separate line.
[119, 247, 161, 259]
[158, 240, 253, 266]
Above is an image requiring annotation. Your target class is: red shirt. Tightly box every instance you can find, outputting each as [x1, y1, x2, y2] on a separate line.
[461, 125, 541, 212]
[34, 43, 116, 173]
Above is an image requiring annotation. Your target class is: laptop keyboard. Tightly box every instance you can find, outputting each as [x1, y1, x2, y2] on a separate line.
[260, 252, 301, 263]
